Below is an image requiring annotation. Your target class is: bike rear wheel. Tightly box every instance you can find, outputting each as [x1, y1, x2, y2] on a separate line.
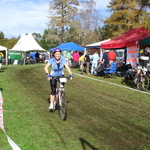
[137, 75, 149, 91]
[58, 90, 67, 121]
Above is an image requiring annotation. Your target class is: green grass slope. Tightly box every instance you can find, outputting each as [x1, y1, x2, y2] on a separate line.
[0, 64, 149, 150]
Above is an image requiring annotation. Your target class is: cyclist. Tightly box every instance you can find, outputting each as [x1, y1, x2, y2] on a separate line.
[134, 47, 150, 84]
[44, 48, 73, 111]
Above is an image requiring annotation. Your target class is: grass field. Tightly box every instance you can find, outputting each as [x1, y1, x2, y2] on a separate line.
[0, 64, 150, 150]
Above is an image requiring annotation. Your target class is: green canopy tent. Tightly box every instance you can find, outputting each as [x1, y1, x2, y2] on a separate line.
[8, 51, 23, 64]
[140, 37, 150, 45]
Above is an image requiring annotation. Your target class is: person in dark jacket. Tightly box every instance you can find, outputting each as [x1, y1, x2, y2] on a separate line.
[35, 52, 40, 63]
[101, 49, 109, 68]
[84, 52, 91, 74]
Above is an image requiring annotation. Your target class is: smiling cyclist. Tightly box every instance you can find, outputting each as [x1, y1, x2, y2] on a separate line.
[44, 48, 73, 111]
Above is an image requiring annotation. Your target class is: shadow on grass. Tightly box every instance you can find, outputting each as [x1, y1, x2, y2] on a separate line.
[0, 67, 7, 73]
[79, 137, 98, 150]
[121, 78, 137, 89]
[47, 97, 50, 103]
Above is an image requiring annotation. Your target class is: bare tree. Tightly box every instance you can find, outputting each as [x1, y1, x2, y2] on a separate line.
[48, 0, 79, 43]
[72, 0, 102, 45]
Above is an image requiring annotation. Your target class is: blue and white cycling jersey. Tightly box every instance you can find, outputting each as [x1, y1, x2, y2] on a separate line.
[48, 57, 67, 76]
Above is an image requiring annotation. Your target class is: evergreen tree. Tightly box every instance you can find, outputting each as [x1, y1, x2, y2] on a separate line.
[136, 0, 150, 11]
[48, 0, 79, 43]
[0, 38, 18, 49]
[99, 24, 114, 40]
[40, 29, 61, 50]
[32, 33, 42, 41]
[0, 32, 5, 40]
[104, 0, 150, 38]
[136, 0, 150, 29]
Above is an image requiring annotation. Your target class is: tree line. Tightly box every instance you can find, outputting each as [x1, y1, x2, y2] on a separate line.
[0, 0, 149, 50]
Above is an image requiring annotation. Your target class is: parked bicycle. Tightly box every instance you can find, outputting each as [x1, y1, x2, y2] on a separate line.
[53, 77, 69, 121]
[136, 66, 149, 91]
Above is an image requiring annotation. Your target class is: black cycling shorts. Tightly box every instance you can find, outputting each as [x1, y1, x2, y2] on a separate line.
[50, 75, 64, 95]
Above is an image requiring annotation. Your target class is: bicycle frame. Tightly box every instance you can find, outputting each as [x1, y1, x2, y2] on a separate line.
[137, 66, 149, 91]
[55, 77, 68, 120]
[55, 78, 66, 103]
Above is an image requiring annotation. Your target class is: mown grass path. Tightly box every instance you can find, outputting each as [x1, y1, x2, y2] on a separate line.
[0, 64, 150, 150]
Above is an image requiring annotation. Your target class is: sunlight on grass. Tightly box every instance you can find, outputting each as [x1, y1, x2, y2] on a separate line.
[0, 64, 150, 150]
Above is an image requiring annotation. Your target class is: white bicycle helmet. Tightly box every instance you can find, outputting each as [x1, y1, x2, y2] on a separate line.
[145, 47, 150, 53]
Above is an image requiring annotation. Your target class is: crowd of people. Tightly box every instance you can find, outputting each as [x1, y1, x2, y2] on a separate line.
[26, 48, 150, 80]
[44, 47, 150, 111]
[26, 52, 49, 64]
[70, 49, 117, 75]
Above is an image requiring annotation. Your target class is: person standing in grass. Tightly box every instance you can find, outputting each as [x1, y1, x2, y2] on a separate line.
[91, 51, 100, 74]
[72, 51, 80, 68]
[101, 49, 109, 68]
[84, 52, 91, 74]
[0, 54, 2, 69]
[44, 48, 73, 111]
[108, 50, 116, 65]
[35, 52, 40, 63]
[79, 53, 85, 75]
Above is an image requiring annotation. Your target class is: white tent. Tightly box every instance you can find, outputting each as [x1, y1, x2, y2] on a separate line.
[10, 33, 45, 51]
[0, 45, 7, 51]
[10, 33, 46, 64]
[85, 39, 111, 61]
[0, 45, 8, 65]
[85, 39, 111, 48]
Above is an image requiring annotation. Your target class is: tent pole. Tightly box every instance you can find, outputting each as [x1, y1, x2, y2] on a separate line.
[24, 52, 26, 65]
[100, 48, 103, 61]
[84, 48, 86, 55]
[22, 52, 25, 65]
[6, 49, 8, 65]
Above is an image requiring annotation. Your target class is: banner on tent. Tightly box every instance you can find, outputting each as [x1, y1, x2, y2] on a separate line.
[126, 46, 138, 67]
[8, 51, 23, 65]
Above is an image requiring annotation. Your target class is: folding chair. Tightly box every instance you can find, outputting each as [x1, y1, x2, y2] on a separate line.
[103, 63, 117, 77]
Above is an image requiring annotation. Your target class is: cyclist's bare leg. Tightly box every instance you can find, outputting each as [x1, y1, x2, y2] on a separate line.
[50, 95, 55, 103]
[135, 69, 141, 78]
[49, 94, 55, 111]
[134, 69, 140, 84]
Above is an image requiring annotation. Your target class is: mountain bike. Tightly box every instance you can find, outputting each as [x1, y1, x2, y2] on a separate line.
[136, 66, 149, 91]
[54, 77, 68, 121]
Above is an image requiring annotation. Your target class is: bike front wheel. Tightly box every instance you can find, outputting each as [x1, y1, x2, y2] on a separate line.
[58, 90, 67, 121]
[137, 75, 149, 91]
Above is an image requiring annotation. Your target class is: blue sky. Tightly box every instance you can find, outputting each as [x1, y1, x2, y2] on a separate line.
[0, 0, 111, 39]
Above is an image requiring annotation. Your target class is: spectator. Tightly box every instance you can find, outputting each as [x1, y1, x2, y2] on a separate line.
[101, 49, 109, 68]
[0, 54, 2, 69]
[84, 52, 91, 74]
[108, 50, 116, 65]
[30, 56, 36, 64]
[79, 54, 85, 75]
[44, 56, 50, 64]
[72, 51, 80, 68]
[35, 52, 40, 63]
[91, 51, 99, 74]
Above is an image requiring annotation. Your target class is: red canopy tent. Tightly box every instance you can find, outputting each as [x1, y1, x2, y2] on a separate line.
[101, 27, 150, 49]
